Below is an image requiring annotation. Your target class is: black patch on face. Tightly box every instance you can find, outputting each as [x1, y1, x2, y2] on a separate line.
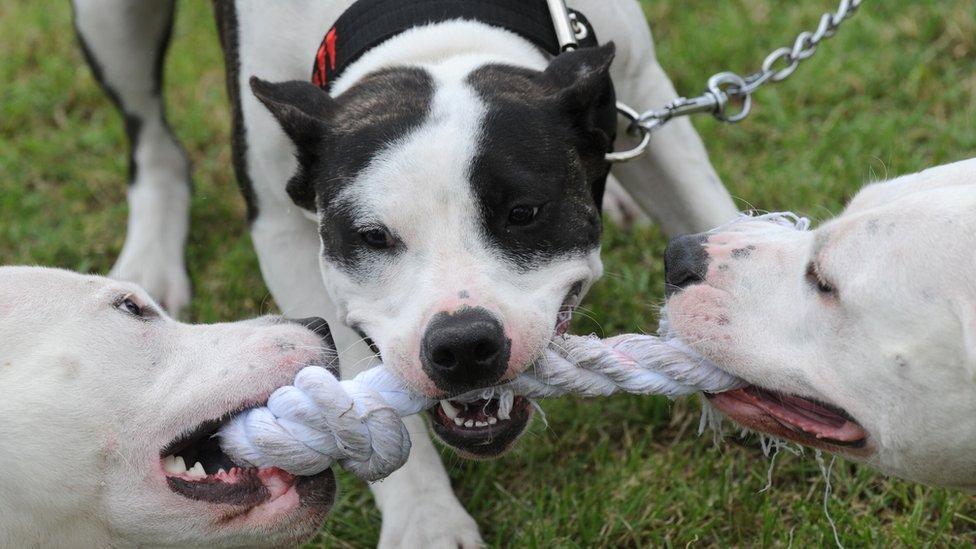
[466, 64, 606, 269]
[251, 69, 434, 278]
[315, 68, 435, 275]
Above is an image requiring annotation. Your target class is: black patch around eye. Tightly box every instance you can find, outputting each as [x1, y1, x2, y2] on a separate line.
[306, 68, 434, 278]
[466, 65, 603, 269]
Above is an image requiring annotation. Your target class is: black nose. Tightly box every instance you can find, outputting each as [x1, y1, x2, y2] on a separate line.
[664, 233, 709, 297]
[420, 307, 510, 393]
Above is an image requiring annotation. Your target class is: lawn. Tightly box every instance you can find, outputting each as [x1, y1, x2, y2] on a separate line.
[1, 0, 974, 546]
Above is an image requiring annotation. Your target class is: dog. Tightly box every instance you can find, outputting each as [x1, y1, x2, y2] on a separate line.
[71, 1, 740, 544]
[663, 158, 976, 492]
[0, 266, 343, 546]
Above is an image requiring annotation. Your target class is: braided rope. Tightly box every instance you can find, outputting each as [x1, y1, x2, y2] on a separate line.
[217, 332, 742, 481]
[217, 212, 807, 482]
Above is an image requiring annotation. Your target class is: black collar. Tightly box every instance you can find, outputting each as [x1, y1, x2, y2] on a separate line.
[311, 0, 600, 90]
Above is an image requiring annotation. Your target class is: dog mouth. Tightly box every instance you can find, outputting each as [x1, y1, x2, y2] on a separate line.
[705, 386, 871, 453]
[159, 413, 335, 518]
[427, 395, 533, 457]
[426, 284, 580, 456]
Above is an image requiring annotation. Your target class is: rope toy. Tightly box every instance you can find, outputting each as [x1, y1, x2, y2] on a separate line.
[217, 334, 741, 481]
[218, 212, 808, 482]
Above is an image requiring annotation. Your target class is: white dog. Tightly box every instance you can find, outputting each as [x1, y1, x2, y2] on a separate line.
[0, 267, 342, 546]
[663, 158, 976, 492]
[70, 1, 739, 543]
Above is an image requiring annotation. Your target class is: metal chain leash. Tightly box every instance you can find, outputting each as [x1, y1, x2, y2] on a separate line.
[598, 0, 864, 162]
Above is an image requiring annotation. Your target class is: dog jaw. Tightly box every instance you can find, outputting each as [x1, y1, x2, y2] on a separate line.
[0, 268, 339, 547]
[112, 318, 337, 546]
[664, 163, 976, 489]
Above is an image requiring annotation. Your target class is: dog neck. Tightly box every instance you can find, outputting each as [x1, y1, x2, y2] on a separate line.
[330, 20, 549, 96]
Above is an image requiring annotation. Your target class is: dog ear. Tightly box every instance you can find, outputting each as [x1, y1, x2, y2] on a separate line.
[538, 42, 616, 154]
[250, 77, 333, 147]
[250, 77, 334, 212]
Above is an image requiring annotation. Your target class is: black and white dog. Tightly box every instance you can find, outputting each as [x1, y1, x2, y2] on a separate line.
[72, 0, 738, 545]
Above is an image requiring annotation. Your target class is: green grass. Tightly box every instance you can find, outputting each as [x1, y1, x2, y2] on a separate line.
[1, 0, 974, 546]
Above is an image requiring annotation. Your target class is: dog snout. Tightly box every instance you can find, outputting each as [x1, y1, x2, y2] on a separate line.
[420, 307, 511, 393]
[664, 233, 710, 297]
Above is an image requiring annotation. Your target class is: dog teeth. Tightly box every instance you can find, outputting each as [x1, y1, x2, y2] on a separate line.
[440, 400, 460, 419]
[497, 393, 514, 420]
[163, 455, 209, 478]
[162, 455, 187, 475]
[217, 468, 226, 476]
[187, 462, 207, 478]
[446, 398, 510, 429]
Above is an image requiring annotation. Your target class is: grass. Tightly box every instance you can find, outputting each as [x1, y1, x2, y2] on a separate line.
[1, 0, 974, 546]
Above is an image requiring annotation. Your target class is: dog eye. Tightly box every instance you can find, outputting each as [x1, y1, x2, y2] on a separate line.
[116, 296, 144, 317]
[360, 227, 395, 250]
[508, 205, 540, 226]
[806, 262, 836, 295]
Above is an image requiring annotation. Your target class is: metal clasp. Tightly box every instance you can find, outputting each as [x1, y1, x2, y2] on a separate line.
[546, 0, 580, 51]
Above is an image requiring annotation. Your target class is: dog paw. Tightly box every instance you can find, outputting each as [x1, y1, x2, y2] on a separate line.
[109, 250, 191, 317]
[603, 178, 651, 230]
[378, 495, 483, 549]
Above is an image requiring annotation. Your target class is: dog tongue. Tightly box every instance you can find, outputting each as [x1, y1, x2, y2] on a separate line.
[742, 387, 867, 442]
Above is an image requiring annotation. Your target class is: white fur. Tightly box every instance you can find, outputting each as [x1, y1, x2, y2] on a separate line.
[78, 0, 742, 544]
[0, 267, 335, 546]
[666, 158, 976, 492]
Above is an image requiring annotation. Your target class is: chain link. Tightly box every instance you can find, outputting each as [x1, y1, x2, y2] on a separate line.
[607, 0, 863, 162]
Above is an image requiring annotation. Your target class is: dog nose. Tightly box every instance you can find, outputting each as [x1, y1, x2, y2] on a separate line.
[420, 307, 510, 393]
[664, 233, 709, 297]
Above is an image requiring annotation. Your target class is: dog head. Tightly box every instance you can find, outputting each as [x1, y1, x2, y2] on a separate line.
[0, 267, 339, 546]
[252, 43, 614, 456]
[663, 159, 976, 491]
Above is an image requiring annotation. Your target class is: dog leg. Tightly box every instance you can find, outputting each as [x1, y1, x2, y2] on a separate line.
[600, 2, 740, 236]
[73, 0, 191, 315]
